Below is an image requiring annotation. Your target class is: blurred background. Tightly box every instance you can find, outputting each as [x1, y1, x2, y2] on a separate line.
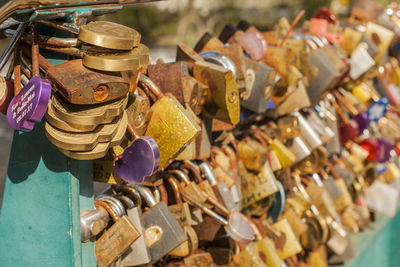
[0, 0, 395, 203]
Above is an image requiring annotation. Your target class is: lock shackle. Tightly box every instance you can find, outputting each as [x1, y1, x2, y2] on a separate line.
[326, 93, 350, 124]
[156, 184, 169, 205]
[172, 176, 228, 226]
[138, 74, 163, 100]
[251, 126, 272, 144]
[221, 145, 238, 170]
[168, 169, 191, 186]
[114, 194, 135, 210]
[112, 184, 142, 208]
[151, 186, 162, 204]
[94, 200, 120, 222]
[199, 162, 218, 186]
[333, 91, 358, 116]
[199, 50, 238, 80]
[96, 195, 126, 218]
[181, 160, 204, 183]
[134, 185, 157, 208]
[167, 176, 183, 204]
[30, 25, 40, 77]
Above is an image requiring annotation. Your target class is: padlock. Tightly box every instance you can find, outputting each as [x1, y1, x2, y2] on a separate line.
[38, 56, 129, 105]
[140, 74, 201, 170]
[176, 178, 255, 244]
[94, 200, 140, 267]
[286, 137, 312, 163]
[237, 137, 268, 172]
[340, 27, 363, 56]
[82, 44, 150, 72]
[167, 177, 199, 258]
[199, 50, 238, 80]
[175, 43, 205, 66]
[134, 185, 187, 263]
[293, 111, 323, 150]
[326, 93, 359, 144]
[234, 242, 267, 267]
[281, 209, 307, 239]
[45, 111, 127, 151]
[80, 208, 110, 242]
[50, 93, 127, 129]
[78, 21, 141, 50]
[55, 112, 127, 160]
[193, 60, 240, 125]
[147, 61, 206, 114]
[273, 75, 311, 116]
[7, 40, 51, 131]
[111, 185, 152, 266]
[324, 216, 349, 256]
[349, 42, 376, 80]
[271, 218, 303, 260]
[302, 108, 335, 143]
[199, 162, 237, 211]
[166, 176, 193, 228]
[175, 115, 211, 161]
[183, 252, 215, 267]
[125, 92, 152, 138]
[194, 33, 247, 91]
[114, 136, 160, 184]
[305, 41, 342, 104]
[262, 46, 290, 86]
[365, 22, 395, 64]
[0, 76, 13, 115]
[240, 160, 280, 208]
[240, 58, 276, 113]
[169, 169, 207, 205]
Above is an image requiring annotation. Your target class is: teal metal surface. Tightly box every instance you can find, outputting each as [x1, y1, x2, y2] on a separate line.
[0, 122, 96, 267]
[337, 203, 400, 267]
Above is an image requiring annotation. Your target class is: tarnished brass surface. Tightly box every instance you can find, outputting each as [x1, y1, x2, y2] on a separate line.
[79, 21, 141, 50]
[193, 61, 240, 125]
[45, 112, 126, 151]
[95, 216, 140, 267]
[145, 96, 201, 170]
[51, 93, 127, 127]
[58, 112, 127, 160]
[82, 44, 149, 71]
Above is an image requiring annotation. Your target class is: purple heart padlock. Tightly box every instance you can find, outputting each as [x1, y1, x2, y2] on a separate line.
[115, 136, 160, 183]
[376, 138, 393, 163]
[7, 76, 51, 131]
[353, 112, 369, 135]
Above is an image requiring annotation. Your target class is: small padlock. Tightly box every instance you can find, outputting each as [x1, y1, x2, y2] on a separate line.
[94, 200, 140, 267]
[166, 176, 193, 228]
[112, 185, 152, 266]
[193, 60, 240, 125]
[134, 185, 187, 263]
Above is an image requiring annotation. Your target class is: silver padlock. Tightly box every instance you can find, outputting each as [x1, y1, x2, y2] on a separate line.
[134, 185, 187, 264]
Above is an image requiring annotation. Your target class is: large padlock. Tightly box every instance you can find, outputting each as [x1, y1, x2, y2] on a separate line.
[140, 74, 201, 170]
[39, 56, 129, 105]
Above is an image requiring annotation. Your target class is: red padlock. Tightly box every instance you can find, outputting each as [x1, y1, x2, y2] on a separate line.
[0, 78, 14, 115]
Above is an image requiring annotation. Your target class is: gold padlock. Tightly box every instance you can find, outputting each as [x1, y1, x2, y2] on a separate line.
[193, 61, 240, 125]
[141, 74, 201, 170]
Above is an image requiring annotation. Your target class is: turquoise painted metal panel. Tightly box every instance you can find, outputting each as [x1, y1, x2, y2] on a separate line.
[338, 203, 400, 267]
[0, 122, 96, 267]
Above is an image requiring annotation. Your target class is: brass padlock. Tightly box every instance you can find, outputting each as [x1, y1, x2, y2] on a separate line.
[141, 74, 201, 170]
[94, 200, 140, 267]
[78, 21, 141, 50]
[193, 61, 240, 125]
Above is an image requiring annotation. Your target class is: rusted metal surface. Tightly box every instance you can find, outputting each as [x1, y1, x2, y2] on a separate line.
[44, 59, 128, 105]
[147, 62, 189, 104]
